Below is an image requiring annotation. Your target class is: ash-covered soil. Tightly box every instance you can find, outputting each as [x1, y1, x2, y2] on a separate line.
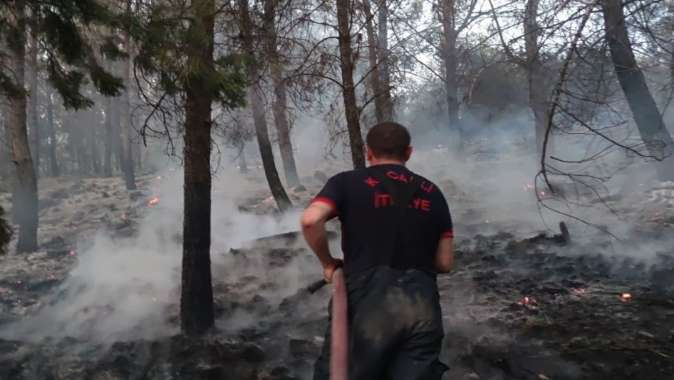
[0, 172, 673, 380]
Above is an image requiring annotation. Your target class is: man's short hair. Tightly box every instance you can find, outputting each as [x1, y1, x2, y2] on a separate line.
[366, 122, 411, 160]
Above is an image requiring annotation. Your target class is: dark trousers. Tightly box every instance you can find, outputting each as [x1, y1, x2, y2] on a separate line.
[313, 266, 447, 380]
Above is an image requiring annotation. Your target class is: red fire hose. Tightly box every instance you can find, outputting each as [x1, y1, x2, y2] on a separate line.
[330, 268, 348, 380]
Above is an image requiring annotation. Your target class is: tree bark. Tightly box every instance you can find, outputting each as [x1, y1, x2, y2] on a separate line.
[263, 0, 300, 187]
[602, 0, 674, 179]
[239, 0, 292, 211]
[361, 0, 386, 124]
[45, 91, 59, 177]
[336, 0, 366, 168]
[377, 0, 393, 120]
[7, 1, 38, 252]
[120, 1, 137, 189]
[524, 0, 548, 156]
[180, 0, 215, 336]
[439, 0, 461, 142]
[28, 11, 40, 178]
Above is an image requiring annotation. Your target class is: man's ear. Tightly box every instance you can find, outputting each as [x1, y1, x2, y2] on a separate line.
[366, 146, 375, 162]
[404, 146, 413, 162]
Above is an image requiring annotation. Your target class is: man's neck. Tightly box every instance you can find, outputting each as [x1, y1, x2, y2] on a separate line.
[369, 159, 406, 167]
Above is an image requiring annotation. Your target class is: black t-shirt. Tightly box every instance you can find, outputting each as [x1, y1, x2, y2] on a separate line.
[312, 164, 453, 275]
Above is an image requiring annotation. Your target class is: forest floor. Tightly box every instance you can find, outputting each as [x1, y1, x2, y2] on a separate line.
[0, 167, 672, 380]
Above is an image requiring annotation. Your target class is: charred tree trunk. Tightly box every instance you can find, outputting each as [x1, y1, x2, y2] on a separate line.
[120, 4, 137, 190]
[45, 91, 59, 177]
[377, 0, 393, 120]
[180, 0, 215, 336]
[0, 205, 11, 255]
[439, 0, 461, 143]
[28, 12, 40, 178]
[524, 0, 548, 156]
[103, 96, 113, 177]
[602, 0, 674, 179]
[362, 0, 386, 123]
[263, 0, 300, 188]
[7, 1, 38, 252]
[336, 0, 366, 169]
[239, 0, 292, 211]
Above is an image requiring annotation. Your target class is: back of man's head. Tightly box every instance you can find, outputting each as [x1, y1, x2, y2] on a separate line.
[366, 122, 411, 161]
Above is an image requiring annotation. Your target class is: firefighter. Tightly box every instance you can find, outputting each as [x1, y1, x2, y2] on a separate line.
[301, 122, 454, 379]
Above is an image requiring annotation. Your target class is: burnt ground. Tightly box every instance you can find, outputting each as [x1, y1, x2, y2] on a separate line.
[0, 176, 672, 380]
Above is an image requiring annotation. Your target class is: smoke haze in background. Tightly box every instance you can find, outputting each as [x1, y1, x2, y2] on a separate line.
[1, 100, 672, 343]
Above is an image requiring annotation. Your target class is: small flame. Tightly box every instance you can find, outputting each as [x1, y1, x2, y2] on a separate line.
[517, 296, 537, 306]
[148, 196, 160, 207]
[619, 293, 632, 302]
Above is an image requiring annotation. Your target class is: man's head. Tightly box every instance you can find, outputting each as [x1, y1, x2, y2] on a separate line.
[366, 122, 412, 164]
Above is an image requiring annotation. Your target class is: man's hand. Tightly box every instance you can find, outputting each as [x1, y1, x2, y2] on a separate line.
[323, 258, 343, 283]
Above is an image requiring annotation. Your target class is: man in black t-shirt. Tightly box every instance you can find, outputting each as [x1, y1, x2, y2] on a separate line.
[301, 122, 455, 380]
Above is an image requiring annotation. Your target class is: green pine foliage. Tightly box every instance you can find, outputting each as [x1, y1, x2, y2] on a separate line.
[132, 3, 247, 109]
[0, 206, 11, 255]
[0, 0, 125, 109]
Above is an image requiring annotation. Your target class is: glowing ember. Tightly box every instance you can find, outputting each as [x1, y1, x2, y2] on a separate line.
[148, 196, 160, 207]
[619, 293, 632, 302]
[517, 296, 537, 306]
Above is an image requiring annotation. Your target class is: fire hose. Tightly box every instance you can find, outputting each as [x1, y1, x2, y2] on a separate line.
[307, 269, 348, 380]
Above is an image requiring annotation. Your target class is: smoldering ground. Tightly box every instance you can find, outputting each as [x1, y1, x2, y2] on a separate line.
[0, 107, 673, 379]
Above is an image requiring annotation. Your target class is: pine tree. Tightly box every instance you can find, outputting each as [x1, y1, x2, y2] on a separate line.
[132, 0, 246, 336]
[0, 0, 124, 252]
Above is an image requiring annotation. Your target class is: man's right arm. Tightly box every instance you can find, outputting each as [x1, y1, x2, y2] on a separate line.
[435, 237, 454, 273]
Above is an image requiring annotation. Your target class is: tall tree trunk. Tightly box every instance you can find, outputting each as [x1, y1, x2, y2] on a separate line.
[439, 0, 461, 143]
[377, 0, 393, 120]
[336, 0, 366, 169]
[602, 0, 674, 179]
[239, 144, 248, 174]
[120, 2, 137, 190]
[103, 96, 113, 177]
[181, 0, 215, 336]
[263, 0, 300, 187]
[361, 0, 386, 123]
[112, 96, 123, 173]
[524, 0, 548, 156]
[90, 110, 101, 176]
[7, 1, 38, 252]
[28, 12, 40, 178]
[45, 91, 59, 177]
[669, 1, 674, 94]
[239, 0, 292, 211]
